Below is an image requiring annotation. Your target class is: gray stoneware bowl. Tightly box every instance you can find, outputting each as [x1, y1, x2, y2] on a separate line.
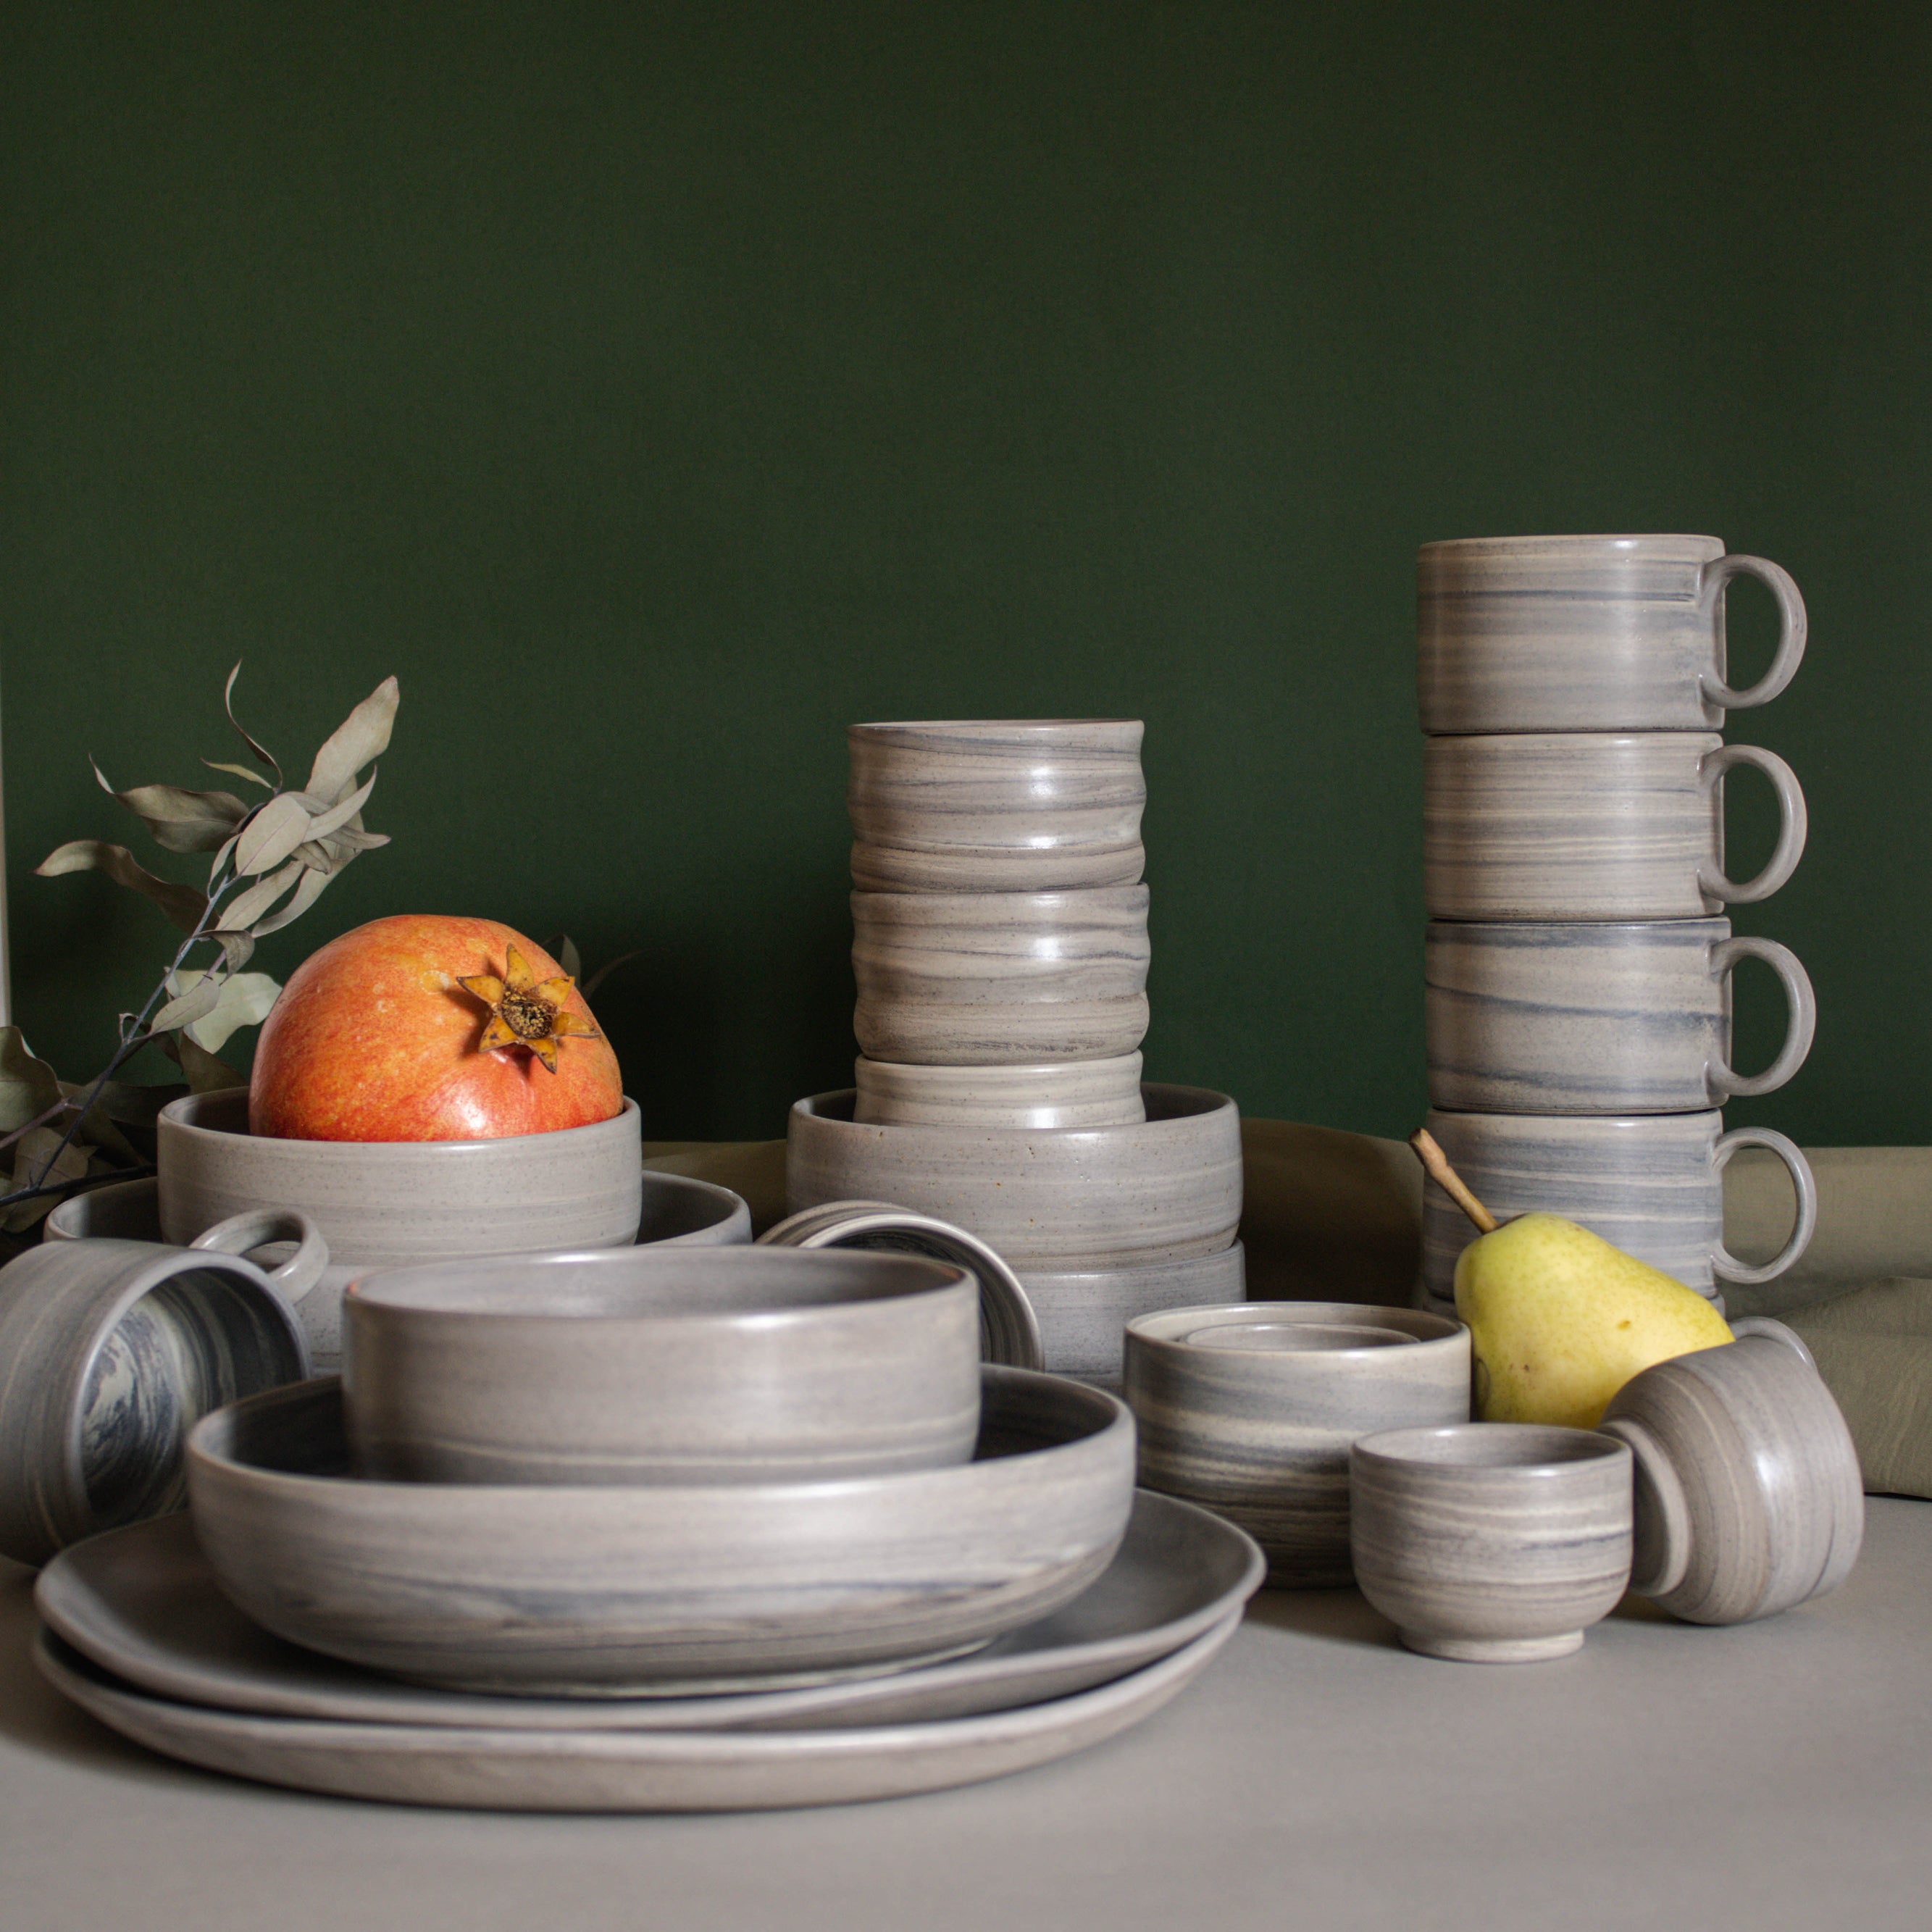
[0, 1240, 309, 1567]
[853, 1053, 1146, 1129]
[850, 887, 1150, 1065]
[343, 1246, 982, 1484]
[1350, 1423, 1634, 1663]
[1124, 1302, 1470, 1586]
[1017, 1244, 1248, 1387]
[787, 1085, 1243, 1271]
[756, 1200, 1044, 1371]
[846, 719, 1147, 893]
[186, 1368, 1137, 1694]
[1599, 1321, 1862, 1625]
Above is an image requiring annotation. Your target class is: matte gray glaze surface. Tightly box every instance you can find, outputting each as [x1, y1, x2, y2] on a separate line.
[343, 1247, 981, 1485]
[850, 887, 1150, 1065]
[1421, 1108, 1817, 1301]
[1423, 732, 1807, 919]
[1019, 1245, 1248, 1385]
[187, 1368, 1136, 1694]
[853, 1053, 1146, 1129]
[1425, 919, 1816, 1113]
[35, 1490, 1260, 1731]
[756, 1200, 1044, 1371]
[0, 1241, 309, 1567]
[1125, 1302, 1470, 1586]
[1350, 1424, 1634, 1663]
[787, 1085, 1243, 1271]
[847, 719, 1146, 894]
[33, 1611, 1237, 1813]
[1599, 1331, 1863, 1626]
[1417, 535, 1807, 732]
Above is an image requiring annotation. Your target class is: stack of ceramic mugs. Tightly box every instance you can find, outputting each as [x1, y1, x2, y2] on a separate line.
[1416, 535, 1820, 1313]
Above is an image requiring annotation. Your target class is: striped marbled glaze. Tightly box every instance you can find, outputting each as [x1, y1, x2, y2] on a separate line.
[1018, 1245, 1248, 1385]
[848, 719, 1145, 892]
[851, 887, 1150, 1065]
[1418, 535, 1806, 732]
[1421, 1108, 1818, 1301]
[1350, 1424, 1633, 1662]
[1425, 919, 1815, 1113]
[1423, 733, 1807, 919]
[854, 1053, 1146, 1129]
[1125, 1302, 1469, 1586]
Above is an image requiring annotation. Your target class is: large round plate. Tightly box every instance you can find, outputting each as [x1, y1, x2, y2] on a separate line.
[35, 1492, 1261, 1731]
[34, 1614, 1240, 1812]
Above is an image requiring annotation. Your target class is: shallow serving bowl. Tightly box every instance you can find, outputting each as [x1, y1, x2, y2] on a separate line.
[787, 1085, 1242, 1271]
[343, 1247, 982, 1484]
[187, 1368, 1136, 1695]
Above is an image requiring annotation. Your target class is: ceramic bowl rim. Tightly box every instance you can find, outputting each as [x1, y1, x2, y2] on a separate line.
[159, 1088, 643, 1159]
[1418, 533, 1723, 560]
[793, 1084, 1234, 1147]
[1126, 1300, 1465, 1363]
[1352, 1422, 1630, 1477]
[848, 719, 1143, 739]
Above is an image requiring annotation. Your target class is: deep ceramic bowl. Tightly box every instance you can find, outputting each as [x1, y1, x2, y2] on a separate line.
[787, 1085, 1243, 1271]
[1016, 1245, 1249, 1387]
[343, 1246, 982, 1484]
[853, 1053, 1146, 1130]
[1124, 1302, 1470, 1585]
[0, 1240, 309, 1567]
[188, 1368, 1137, 1694]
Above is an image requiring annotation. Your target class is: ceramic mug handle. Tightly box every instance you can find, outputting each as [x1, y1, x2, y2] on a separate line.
[1596, 1413, 1691, 1599]
[1697, 554, 1807, 710]
[1696, 744, 1808, 906]
[190, 1208, 330, 1305]
[1707, 935, 1817, 1100]
[1727, 1316, 1818, 1373]
[1710, 1127, 1818, 1287]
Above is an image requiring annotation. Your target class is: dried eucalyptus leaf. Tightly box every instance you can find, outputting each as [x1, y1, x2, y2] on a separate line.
[86, 1081, 183, 1129]
[233, 794, 314, 876]
[175, 971, 280, 1054]
[35, 841, 209, 935]
[55, 1087, 142, 1163]
[0, 1027, 65, 1134]
[216, 858, 305, 932]
[545, 934, 584, 981]
[208, 830, 241, 889]
[306, 769, 377, 842]
[150, 978, 222, 1034]
[223, 664, 282, 790]
[170, 1035, 244, 1094]
[306, 676, 399, 806]
[214, 930, 256, 971]
[320, 826, 388, 856]
[97, 773, 249, 854]
[582, 949, 643, 998]
[203, 759, 275, 791]
[248, 861, 331, 937]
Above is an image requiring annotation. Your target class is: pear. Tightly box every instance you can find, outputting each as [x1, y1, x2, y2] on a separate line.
[1410, 1130, 1732, 1429]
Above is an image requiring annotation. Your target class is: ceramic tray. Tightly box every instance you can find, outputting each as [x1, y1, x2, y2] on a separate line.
[35, 1492, 1262, 1731]
[35, 1615, 1239, 1812]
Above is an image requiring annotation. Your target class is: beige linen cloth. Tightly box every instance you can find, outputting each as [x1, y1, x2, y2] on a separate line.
[644, 1129, 1932, 1500]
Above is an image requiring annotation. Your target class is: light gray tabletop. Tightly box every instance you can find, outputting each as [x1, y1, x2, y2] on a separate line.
[3, 1500, 1928, 1932]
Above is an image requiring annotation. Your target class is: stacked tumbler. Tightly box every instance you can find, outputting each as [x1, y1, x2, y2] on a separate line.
[1415, 535, 1820, 1313]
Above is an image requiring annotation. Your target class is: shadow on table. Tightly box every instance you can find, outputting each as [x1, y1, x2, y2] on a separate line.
[1241, 1581, 1403, 1650]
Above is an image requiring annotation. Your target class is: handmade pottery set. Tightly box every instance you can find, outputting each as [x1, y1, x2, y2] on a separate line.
[1417, 536, 1820, 1310]
[785, 720, 1245, 1385]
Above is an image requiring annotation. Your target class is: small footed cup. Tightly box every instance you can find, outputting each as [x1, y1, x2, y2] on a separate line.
[1350, 1423, 1634, 1662]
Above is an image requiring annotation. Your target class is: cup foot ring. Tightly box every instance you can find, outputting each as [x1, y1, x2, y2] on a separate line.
[1398, 1628, 1584, 1664]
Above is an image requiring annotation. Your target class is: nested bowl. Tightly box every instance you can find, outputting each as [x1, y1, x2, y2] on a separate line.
[343, 1247, 982, 1484]
[187, 1368, 1137, 1694]
[1124, 1302, 1470, 1585]
[853, 1053, 1146, 1129]
[787, 1085, 1242, 1272]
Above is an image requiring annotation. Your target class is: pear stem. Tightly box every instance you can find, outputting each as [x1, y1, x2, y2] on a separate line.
[1408, 1129, 1499, 1234]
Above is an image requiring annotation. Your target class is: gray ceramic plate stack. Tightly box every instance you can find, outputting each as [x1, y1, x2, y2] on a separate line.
[1418, 536, 1820, 1311]
[788, 720, 1246, 1384]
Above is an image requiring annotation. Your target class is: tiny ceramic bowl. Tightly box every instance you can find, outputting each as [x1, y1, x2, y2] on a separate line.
[1017, 1245, 1248, 1387]
[853, 1053, 1146, 1129]
[1124, 1302, 1470, 1586]
[787, 1085, 1243, 1272]
[1599, 1320, 1863, 1625]
[343, 1246, 982, 1485]
[846, 719, 1146, 894]
[756, 1200, 1043, 1371]
[188, 1367, 1136, 1694]
[1349, 1423, 1634, 1663]
[850, 887, 1150, 1066]
[0, 1239, 309, 1567]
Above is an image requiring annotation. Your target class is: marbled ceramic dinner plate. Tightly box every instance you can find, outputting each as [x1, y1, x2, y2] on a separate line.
[35, 1613, 1242, 1812]
[35, 1491, 1262, 1731]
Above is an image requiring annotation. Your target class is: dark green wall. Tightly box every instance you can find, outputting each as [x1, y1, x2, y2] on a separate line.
[3, 3, 1928, 1143]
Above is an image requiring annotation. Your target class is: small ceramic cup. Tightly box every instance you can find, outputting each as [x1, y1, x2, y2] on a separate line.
[0, 1239, 310, 1566]
[1124, 1302, 1470, 1586]
[1425, 919, 1816, 1113]
[1423, 732, 1807, 919]
[853, 1053, 1147, 1129]
[344, 1246, 982, 1485]
[1417, 535, 1806, 732]
[847, 719, 1146, 893]
[1599, 1322, 1862, 1625]
[1350, 1423, 1634, 1662]
[1421, 1108, 1818, 1301]
[850, 887, 1150, 1065]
